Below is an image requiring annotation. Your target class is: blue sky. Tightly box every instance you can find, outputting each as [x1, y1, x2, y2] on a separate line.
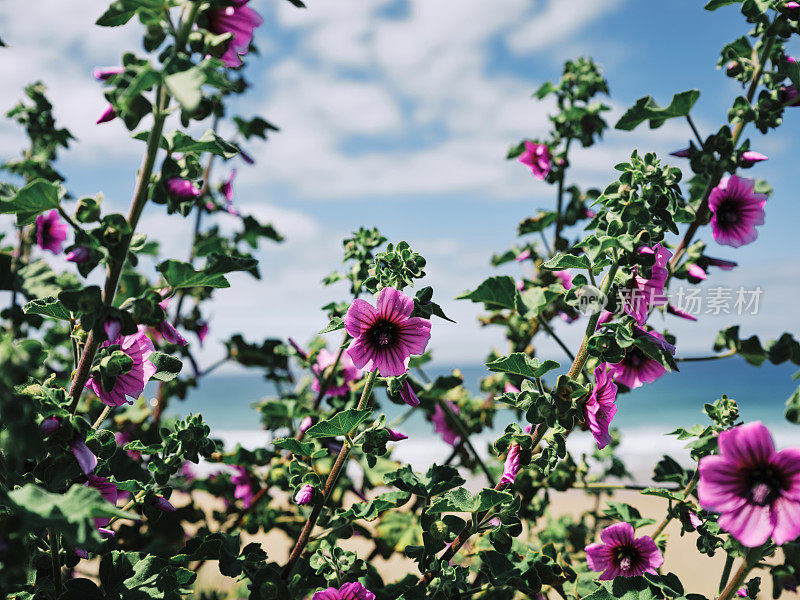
[1, 0, 797, 367]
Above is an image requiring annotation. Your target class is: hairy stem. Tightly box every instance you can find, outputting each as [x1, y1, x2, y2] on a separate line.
[717, 548, 762, 600]
[553, 137, 573, 249]
[669, 23, 776, 270]
[651, 468, 699, 540]
[281, 370, 379, 579]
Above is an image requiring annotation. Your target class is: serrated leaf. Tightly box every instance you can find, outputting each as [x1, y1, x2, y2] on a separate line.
[319, 316, 344, 334]
[305, 408, 373, 438]
[486, 353, 560, 379]
[273, 437, 317, 457]
[541, 253, 592, 271]
[157, 260, 230, 289]
[615, 90, 701, 131]
[164, 67, 204, 112]
[149, 351, 183, 382]
[456, 275, 519, 310]
[0, 179, 61, 225]
[23, 296, 71, 320]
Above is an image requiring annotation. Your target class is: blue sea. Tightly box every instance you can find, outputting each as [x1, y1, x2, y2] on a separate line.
[165, 358, 799, 481]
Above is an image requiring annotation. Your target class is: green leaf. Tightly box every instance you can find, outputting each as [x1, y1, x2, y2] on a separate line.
[273, 437, 317, 457]
[341, 490, 412, 521]
[615, 90, 701, 131]
[157, 260, 230, 289]
[319, 316, 345, 334]
[23, 296, 71, 320]
[486, 353, 560, 379]
[427, 487, 512, 514]
[164, 67, 205, 112]
[0, 179, 61, 225]
[704, 0, 741, 9]
[148, 351, 183, 382]
[456, 276, 519, 310]
[166, 129, 239, 158]
[305, 408, 373, 438]
[7, 484, 139, 550]
[540, 253, 592, 271]
[233, 116, 280, 140]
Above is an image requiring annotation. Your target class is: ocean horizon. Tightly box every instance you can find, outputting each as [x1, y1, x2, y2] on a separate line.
[164, 357, 798, 482]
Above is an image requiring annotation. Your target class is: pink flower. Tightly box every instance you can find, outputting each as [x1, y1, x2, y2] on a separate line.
[86, 327, 157, 407]
[698, 421, 800, 547]
[41, 417, 60, 435]
[166, 178, 201, 199]
[518, 141, 551, 180]
[299, 416, 314, 433]
[554, 270, 573, 290]
[207, 0, 263, 68]
[608, 330, 672, 389]
[387, 428, 407, 441]
[705, 256, 737, 270]
[500, 443, 521, 486]
[667, 303, 697, 321]
[86, 475, 118, 530]
[312, 582, 375, 600]
[36, 210, 68, 254]
[432, 402, 460, 447]
[740, 151, 768, 168]
[709, 175, 767, 248]
[152, 496, 176, 512]
[93, 66, 124, 81]
[400, 380, 420, 407]
[623, 244, 671, 326]
[312, 348, 361, 397]
[781, 84, 800, 104]
[514, 249, 531, 262]
[231, 466, 255, 508]
[294, 484, 314, 505]
[344, 287, 431, 377]
[158, 320, 187, 346]
[96, 104, 117, 124]
[70, 438, 97, 475]
[104, 318, 121, 341]
[504, 382, 520, 394]
[585, 365, 618, 450]
[66, 246, 90, 263]
[196, 320, 209, 345]
[686, 263, 707, 281]
[586, 522, 663, 579]
[221, 169, 239, 215]
[736, 588, 748, 598]
[670, 147, 692, 158]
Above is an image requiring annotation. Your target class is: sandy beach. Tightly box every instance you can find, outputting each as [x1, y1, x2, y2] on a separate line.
[192, 488, 778, 598]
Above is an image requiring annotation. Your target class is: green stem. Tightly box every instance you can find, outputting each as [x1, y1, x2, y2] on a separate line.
[686, 114, 704, 148]
[439, 400, 496, 486]
[92, 405, 112, 429]
[281, 370, 379, 579]
[49, 529, 61, 598]
[553, 137, 573, 249]
[651, 469, 699, 540]
[718, 554, 735, 594]
[537, 317, 575, 362]
[717, 548, 763, 600]
[676, 349, 737, 362]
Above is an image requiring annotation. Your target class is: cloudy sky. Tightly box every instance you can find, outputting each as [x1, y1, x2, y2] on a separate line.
[1, 0, 798, 370]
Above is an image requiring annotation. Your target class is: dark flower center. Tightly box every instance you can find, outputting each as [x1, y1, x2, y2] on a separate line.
[614, 546, 639, 572]
[625, 349, 644, 368]
[746, 465, 785, 506]
[369, 319, 398, 348]
[716, 199, 740, 226]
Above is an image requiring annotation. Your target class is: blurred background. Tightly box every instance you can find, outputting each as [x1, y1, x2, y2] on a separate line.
[1, 0, 797, 474]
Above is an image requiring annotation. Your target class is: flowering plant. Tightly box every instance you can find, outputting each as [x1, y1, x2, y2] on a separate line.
[1, 2, 800, 600]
